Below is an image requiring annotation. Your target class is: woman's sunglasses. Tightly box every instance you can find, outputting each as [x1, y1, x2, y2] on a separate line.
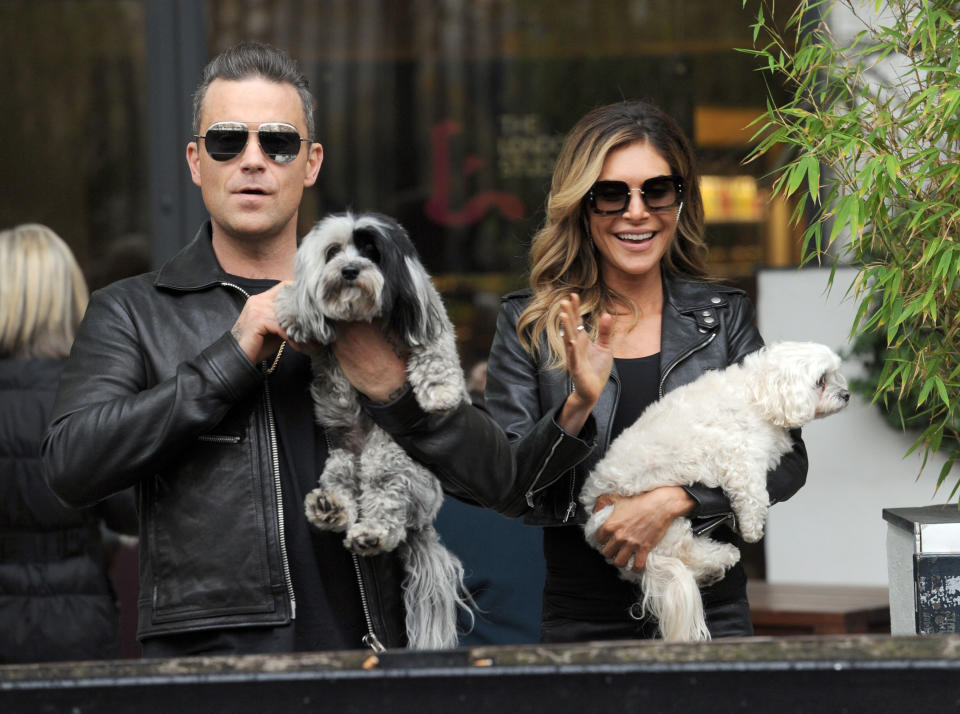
[586, 176, 684, 215]
[194, 121, 310, 163]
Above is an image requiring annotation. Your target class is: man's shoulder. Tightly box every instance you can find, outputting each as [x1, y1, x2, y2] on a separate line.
[90, 271, 160, 301]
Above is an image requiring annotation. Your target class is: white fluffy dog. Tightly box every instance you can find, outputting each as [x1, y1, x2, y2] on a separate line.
[274, 211, 471, 650]
[580, 341, 850, 642]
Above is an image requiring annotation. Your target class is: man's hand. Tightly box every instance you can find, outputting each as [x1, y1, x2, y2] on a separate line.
[230, 282, 288, 365]
[594, 486, 695, 572]
[331, 321, 408, 402]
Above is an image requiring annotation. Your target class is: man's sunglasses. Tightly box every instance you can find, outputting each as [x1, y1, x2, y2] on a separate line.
[586, 176, 684, 215]
[194, 121, 310, 163]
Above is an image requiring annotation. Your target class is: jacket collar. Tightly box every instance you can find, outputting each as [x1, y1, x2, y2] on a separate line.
[659, 269, 736, 384]
[662, 269, 733, 319]
[154, 222, 230, 292]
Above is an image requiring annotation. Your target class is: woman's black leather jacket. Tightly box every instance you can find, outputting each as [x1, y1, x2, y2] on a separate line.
[42, 223, 514, 645]
[484, 271, 808, 528]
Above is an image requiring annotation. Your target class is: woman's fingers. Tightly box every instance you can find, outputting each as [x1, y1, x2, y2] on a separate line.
[595, 312, 615, 350]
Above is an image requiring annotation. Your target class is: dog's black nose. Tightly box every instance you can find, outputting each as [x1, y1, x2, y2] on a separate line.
[341, 265, 359, 281]
[840, 390, 850, 402]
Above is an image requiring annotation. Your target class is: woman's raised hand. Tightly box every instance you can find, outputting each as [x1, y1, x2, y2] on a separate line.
[557, 293, 614, 435]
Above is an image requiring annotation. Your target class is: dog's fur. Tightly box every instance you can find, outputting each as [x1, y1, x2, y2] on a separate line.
[580, 341, 850, 642]
[274, 211, 471, 650]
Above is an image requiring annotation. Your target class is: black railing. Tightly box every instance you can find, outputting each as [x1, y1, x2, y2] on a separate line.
[2, 635, 959, 713]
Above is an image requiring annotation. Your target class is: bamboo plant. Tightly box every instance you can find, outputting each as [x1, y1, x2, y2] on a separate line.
[741, 0, 960, 498]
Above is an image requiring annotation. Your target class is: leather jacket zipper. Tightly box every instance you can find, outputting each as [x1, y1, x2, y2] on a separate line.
[525, 434, 566, 509]
[197, 434, 241, 444]
[352, 553, 386, 653]
[222, 281, 296, 620]
[658, 331, 717, 399]
[263, 380, 296, 619]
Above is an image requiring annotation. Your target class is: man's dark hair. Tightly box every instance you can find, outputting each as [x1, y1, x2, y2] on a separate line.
[192, 41, 315, 138]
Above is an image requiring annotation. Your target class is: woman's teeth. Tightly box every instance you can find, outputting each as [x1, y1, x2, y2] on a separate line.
[616, 232, 653, 242]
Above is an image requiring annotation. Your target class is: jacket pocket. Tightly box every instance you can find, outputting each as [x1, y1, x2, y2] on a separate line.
[147, 436, 275, 623]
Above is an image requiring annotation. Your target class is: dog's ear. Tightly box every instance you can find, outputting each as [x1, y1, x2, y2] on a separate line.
[746, 345, 819, 427]
[367, 215, 444, 348]
[385, 255, 446, 348]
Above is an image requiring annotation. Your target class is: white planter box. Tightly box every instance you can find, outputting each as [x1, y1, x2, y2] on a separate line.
[884, 505, 960, 634]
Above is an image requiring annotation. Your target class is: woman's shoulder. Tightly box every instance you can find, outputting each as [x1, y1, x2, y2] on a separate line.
[501, 288, 533, 302]
[498, 288, 534, 317]
[663, 272, 750, 310]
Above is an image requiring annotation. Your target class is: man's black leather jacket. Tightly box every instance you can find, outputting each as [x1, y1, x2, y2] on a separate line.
[41, 223, 514, 645]
[484, 271, 808, 528]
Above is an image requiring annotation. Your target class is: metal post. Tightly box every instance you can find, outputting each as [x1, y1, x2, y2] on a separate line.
[144, 0, 208, 267]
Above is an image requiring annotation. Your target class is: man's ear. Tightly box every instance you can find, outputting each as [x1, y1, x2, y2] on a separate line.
[186, 142, 202, 187]
[303, 142, 323, 188]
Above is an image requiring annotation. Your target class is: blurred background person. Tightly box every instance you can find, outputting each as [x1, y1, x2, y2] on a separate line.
[0, 223, 137, 663]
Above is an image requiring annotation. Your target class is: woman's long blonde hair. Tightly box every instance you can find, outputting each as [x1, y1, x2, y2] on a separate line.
[517, 101, 710, 367]
[0, 224, 89, 359]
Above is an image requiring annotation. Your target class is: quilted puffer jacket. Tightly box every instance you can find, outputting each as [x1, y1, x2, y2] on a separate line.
[0, 358, 136, 663]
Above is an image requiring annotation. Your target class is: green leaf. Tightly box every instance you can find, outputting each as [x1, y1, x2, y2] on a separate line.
[938, 458, 956, 490]
[785, 161, 806, 196]
[934, 377, 950, 408]
[884, 154, 900, 184]
[804, 155, 821, 203]
[829, 195, 854, 243]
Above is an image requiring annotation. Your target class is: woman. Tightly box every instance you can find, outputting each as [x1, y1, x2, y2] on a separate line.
[0, 224, 137, 662]
[484, 101, 807, 642]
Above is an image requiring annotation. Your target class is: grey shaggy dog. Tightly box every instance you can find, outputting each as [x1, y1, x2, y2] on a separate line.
[275, 211, 472, 650]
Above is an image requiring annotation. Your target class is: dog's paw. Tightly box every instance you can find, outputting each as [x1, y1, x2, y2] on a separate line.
[414, 382, 464, 412]
[582, 505, 613, 550]
[345, 523, 402, 555]
[737, 516, 765, 544]
[407, 356, 466, 412]
[304, 489, 351, 532]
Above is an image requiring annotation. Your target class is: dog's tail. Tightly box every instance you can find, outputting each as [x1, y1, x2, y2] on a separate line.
[399, 525, 473, 649]
[641, 553, 710, 642]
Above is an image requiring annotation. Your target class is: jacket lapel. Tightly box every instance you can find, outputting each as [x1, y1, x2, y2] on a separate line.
[154, 222, 228, 292]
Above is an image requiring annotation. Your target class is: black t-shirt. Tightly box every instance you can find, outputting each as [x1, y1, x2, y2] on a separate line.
[228, 277, 367, 651]
[543, 353, 661, 626]
[609, 354, 662, 442]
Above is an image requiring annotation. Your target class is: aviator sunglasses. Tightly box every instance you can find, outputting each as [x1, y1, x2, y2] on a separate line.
[587, 175, 684, 214]
[194, 121, 310, 163]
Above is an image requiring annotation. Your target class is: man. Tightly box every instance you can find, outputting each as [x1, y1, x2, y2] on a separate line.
[42, 42, 513, 656]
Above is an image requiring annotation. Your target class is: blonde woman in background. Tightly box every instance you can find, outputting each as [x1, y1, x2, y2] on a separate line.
[0, 224, 136, 663]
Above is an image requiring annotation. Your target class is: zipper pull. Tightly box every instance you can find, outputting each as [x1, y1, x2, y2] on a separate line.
[363, 632, 387, 654]
[525, 491, 535, 508]
[563, 501, 577, 523]
[290, 597, 296, 620]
